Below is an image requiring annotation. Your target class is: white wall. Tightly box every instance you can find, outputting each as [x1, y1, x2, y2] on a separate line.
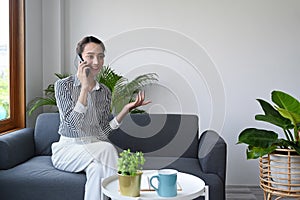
[25, 0, 43, 127]
[26, 0, 300, 185]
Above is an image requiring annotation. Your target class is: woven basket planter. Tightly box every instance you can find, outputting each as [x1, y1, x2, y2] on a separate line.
[260, 149, 300, 199]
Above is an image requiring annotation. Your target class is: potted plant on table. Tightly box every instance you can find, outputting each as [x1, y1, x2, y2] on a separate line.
[117, 149, 145, 197]
[237, 90, 300, 197]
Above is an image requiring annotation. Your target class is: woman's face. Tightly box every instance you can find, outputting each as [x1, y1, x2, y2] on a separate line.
[81, 42, 105, 76]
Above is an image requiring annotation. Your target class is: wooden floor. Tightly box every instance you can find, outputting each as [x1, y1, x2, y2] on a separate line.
[226, 185, 264, 200]
[227, 185, 300, 200]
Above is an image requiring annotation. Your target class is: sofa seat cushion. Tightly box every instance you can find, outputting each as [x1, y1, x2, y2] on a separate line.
[0, 156, 86, 200]
[144, 157, 224, 200]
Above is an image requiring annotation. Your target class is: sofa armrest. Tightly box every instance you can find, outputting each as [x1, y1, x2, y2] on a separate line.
[198, 130, 227, 184]
[0, 128, 35, 169]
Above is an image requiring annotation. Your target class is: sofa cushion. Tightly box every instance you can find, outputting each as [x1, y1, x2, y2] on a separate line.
[34, 113, 60, 155]
[0, 156, 86, 200]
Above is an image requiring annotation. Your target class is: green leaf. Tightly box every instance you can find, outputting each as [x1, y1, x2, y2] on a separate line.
[246, 145, 277, 159]
[238, 128, 278, 148]
[96, 65, 122, 92]
[44, 84, 55, 96]
[54, 73, 70, 80]
[111, 73, 158, 114]
[257, 99, 280, 117]
[277, 108, 300, 128]
[275, 139, 300, 155]
[255, 99, 293, 129]
[272, 91, 300, 125]
[255, 115, 293, 130]
[291, 144, 300, 155]
[272, 91, 300, 140]
[26, 73, 68, 115]
[272, 91, 300, 115]
[117, 149, 145, 176]
[27, 97, 56, 115]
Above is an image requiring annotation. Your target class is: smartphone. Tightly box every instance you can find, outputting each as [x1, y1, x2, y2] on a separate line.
[78, 54, 90, 77]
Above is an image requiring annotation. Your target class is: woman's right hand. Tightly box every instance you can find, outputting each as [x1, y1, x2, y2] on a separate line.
[77, 61, 93, 91]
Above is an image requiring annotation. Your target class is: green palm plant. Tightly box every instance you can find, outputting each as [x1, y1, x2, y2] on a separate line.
[96, 65, 122, 92]
[27, 66, 158, 115]
[27, 73, 70, 115]
[111, 73, 158, 114]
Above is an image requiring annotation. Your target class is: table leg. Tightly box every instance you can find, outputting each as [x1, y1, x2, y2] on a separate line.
[204, 185, 209, 200]
[101, 192, 110, 200]
[101, 178, 108, 200]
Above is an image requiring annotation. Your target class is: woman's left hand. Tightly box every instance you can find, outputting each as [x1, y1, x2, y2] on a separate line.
[115, 91, 151, 124]
[125, 91, 151, 112]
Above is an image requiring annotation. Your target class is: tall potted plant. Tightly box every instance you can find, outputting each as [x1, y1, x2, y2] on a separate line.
[237, 90, 300, 197]
[27, 66, 158, 115]
[117, 149, 145, 197]
[237, 90, 300, 159]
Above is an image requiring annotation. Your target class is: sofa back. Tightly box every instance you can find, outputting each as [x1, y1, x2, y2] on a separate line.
[109, 114, 199, 158]
[34, 113, 60, 155]
[34, 113, 199, 158]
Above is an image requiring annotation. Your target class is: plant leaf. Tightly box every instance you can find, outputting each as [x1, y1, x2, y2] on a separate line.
[257, 99, 282, 118]
[290, 143, 300, 155]
[238, 128, 278, 148]
[117, 149, 145, 176]
[44, 84, 55, 96]
[275, 139, 300, 155]
[54, 73, 70, 80]
[277, 107, 300, 128]
[27, 97, 57, 115]
[272, 91, 300, 113]
[255, 98, 293, 129]
[96, 65, 122, 92]
[255, 115, 293, 130]
[272, 91, 300, 141]
[111, 73, 158, 114]
[246, 145, 277, 159]
[272, 90, 300, 119]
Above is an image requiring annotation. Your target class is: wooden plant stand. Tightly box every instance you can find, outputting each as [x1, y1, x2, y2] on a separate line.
[260, 149, 300, 200]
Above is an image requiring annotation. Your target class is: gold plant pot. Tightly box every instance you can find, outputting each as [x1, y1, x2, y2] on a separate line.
[118, 171, 142, 197]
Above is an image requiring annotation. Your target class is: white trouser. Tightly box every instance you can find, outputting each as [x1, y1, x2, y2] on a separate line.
[51, 136, 118, 200]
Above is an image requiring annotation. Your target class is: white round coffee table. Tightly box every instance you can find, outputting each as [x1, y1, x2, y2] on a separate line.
[101, 170, 209, 200]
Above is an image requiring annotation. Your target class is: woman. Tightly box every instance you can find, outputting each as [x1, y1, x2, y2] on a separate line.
[51, 36, 150, 200]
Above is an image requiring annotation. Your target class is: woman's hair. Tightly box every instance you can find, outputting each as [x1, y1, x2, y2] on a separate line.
[76, 36, 105, 56]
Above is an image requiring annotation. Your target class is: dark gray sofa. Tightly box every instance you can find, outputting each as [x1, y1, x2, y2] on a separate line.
[0, 113, 227, 200]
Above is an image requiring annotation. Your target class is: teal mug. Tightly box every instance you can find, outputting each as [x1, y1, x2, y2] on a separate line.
[150, 169, 178, 197]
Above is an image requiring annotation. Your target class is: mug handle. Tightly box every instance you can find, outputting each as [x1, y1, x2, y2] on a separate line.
[150, 176, 159, 191]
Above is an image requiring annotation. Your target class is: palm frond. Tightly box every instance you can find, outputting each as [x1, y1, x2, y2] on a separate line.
[113, 73, 158, 96]
[96, 65, 122, 92]
[55, 73, 70, 79]
[111, 73, 158, 114]
[44, 84, 55, 96]
[45, 73, 69, 96]
[27, 97, 57, 115]
[27, 73, 68, 115]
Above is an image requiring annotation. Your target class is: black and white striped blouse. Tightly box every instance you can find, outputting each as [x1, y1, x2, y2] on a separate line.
[54, 75, 120, 141]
